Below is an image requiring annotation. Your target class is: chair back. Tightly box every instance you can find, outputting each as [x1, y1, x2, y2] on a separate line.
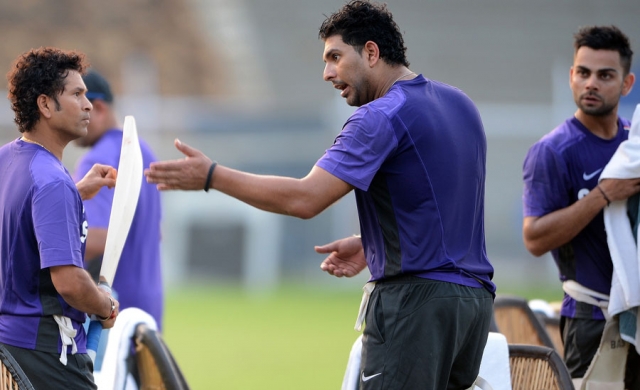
[537, 314, 564, 357]
[134, 324, 190, 390]
[0, 345, 34, 390]
[509, 344, 574, 390]
[493, 295, 556, 349]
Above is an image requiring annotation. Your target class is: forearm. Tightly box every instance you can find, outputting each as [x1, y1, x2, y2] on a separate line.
[213, 165, 349, 219]
[84, 228, 107, 261]
[523, 188, 608, 256]
[50, 266, 112, 318]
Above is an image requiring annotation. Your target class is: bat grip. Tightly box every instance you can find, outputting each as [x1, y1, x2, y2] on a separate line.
[86, 282, 113, 362]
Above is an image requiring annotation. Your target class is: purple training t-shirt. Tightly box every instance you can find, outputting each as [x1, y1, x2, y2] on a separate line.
[74, 129, 163, 328]
[317, 75, 495, 294]
[523, 116, 630, 319]
[0, 139, 88, 353]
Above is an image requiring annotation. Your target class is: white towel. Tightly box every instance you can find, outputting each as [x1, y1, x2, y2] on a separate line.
[95, 308, 158, 390]
[600, 103, 640, 352]
[341, 335, 362, 390]
[340, 332, 511, 390]
[477, 332, 512, 390]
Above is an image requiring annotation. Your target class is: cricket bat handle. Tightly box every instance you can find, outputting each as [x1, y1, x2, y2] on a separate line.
[86, 282, 113, 362]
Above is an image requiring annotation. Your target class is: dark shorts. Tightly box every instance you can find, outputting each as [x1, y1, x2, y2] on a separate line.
[0, 343, 96, 390]
[360, 276, 493, 390]
[561, 315, 640, 389]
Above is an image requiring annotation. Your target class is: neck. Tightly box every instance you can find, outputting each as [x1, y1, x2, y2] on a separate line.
[574, 109, 619, 140]
[21, 130, 64, 160]
[377, 67, 416, 99]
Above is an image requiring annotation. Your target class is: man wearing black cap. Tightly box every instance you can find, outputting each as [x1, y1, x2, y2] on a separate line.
[73, 70, 164, 335]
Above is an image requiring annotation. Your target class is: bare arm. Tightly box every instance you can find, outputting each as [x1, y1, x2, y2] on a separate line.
[524, 178, 640, 256]
[50, 265, 119, 328]
[145, 139, 354, 219]
[76, 164, 116, 201]
[84, 228, 107, 262]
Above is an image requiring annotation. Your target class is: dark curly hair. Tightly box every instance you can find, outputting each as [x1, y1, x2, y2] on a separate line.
[6, 47, 88, 133]
[318, 0, 409, 67]
[574, 25, 633, 75]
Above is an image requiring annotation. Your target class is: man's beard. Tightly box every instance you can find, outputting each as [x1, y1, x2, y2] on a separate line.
[576, 92, 617, 117]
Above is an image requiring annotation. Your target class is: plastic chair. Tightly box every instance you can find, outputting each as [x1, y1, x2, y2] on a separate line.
[134, 324, 190, 390]
[509, 344, 574, 390]
[0, 345, 34, 390]
[493, 295, 556, 349]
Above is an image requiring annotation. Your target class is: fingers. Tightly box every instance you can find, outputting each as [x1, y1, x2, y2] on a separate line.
[174, 138, 202, 158]
[314, 244, 334, 254]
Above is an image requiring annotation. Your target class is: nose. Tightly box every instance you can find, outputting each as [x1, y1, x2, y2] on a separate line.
[84, 97, 93, 111]
[585, 74, 599, 90]
[323, 63, 335, 82]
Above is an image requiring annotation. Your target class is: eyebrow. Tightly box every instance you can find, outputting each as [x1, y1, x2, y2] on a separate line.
[575, 65, 618, 74]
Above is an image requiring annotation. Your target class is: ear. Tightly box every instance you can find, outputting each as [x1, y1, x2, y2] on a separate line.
[37, 94, 53, 119]
[569, 66, 574, 86]
[622, 72, 635, 96]
[363, 41, 380, 67]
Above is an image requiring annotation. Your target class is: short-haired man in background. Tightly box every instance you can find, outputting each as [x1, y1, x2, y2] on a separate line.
[522, 25, 639, 386]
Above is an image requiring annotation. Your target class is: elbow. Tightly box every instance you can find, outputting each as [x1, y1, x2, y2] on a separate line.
[523, 239, 547, 257]
[286, 199, 325, 220]
[290, 207, 321, 220]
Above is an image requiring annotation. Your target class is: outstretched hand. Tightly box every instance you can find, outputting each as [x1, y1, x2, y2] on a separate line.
[76, 164, 117, 200]
[315, 236, 367, 277]
[144, 139, 213, 191]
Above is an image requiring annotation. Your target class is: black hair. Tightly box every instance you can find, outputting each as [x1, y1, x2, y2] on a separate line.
[319, 0, 409, 67]
[7, 47, 88, 133]
[574, 25, 633, 74]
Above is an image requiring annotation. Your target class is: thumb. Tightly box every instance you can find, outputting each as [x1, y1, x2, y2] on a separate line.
[314, 243, 335, 254]
[174, 138, 201, 158]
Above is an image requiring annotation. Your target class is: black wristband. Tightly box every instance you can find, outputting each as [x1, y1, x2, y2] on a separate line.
[596, 185, 611, 206]
[204, 161, 217, 192]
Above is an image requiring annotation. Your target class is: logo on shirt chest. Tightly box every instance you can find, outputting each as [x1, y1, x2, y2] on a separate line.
[583, 168, 603, 181]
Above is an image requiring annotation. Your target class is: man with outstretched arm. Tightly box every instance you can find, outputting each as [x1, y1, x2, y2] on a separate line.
[146, 2, 495, 388]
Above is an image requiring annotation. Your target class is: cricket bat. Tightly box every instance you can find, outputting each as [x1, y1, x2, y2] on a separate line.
[86, 116, 143, 362]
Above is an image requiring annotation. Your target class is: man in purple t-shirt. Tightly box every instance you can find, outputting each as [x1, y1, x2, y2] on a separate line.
[523, 26, 639, 384]
[0, 47, 120, 389]
[145, 1, 494, 388]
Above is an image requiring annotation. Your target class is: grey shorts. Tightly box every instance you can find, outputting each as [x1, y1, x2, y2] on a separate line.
[360, 276, 493, 390]
[1, 343, 96, 390]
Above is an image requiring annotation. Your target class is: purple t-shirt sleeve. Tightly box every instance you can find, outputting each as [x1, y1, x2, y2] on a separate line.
[523, 141, 571, 217]
[316, 107, 397, 191]
[32, 181, 85, 269]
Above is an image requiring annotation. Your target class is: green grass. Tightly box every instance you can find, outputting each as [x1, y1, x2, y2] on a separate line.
[162, 283, 361, 389]
[162, 282, 565, 389]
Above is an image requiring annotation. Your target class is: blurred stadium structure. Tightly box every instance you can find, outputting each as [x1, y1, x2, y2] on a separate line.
[1, 0, 639, 293]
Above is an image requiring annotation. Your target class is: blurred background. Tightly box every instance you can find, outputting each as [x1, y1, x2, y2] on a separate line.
[0, 0, 637, 292]
[1, 0, 639, 387]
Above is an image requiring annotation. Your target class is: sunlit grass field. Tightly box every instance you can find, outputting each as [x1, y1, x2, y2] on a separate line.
[162, 282, 564, 389]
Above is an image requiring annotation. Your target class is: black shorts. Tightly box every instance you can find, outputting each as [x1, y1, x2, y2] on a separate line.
[360, 276, 493, 390]
[561, 315, 640, 389]
[0, 343, 96, 390]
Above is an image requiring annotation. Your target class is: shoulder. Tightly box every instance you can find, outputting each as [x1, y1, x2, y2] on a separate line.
[31, 156, 78, 197]
[532, 118, 585, 156]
